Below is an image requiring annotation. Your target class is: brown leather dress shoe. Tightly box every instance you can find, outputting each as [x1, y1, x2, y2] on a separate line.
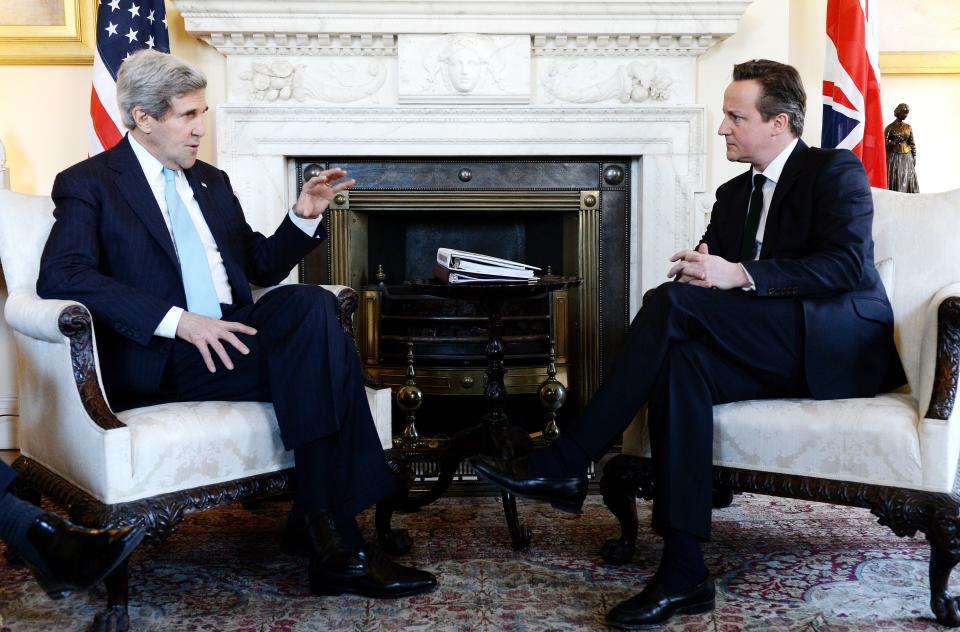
[305, 512, 437, 599]
[606, 574, 715, 629]
[25, 513, 146, 600]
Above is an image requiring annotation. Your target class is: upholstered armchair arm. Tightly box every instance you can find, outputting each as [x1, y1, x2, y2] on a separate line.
[251, 284, 358, 338]
[915, 284, 960, 492]
[918, 284, 960, 422]
[4, 292, 86, 343]
[4, 290, 124, 431]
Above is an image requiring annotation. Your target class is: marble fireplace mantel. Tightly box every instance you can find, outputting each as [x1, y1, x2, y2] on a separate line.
[178, 1, 751, 43]
[178, 0, 751, 309]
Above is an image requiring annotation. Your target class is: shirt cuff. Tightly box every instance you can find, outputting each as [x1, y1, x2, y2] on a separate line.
[739, 264, 756, 291]
[289, 207, 323, 236]
[154, 306, 184, 339]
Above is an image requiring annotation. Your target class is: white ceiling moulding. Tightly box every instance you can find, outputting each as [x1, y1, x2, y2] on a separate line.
[178, 0, 752, 49]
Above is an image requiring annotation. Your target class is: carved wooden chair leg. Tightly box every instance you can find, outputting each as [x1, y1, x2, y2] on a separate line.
[599, 454, 649, 565]
[927, 509, 960, 628]
[91, 558, 130, 632]
[712, 486, 735, 509]
[500, 491, 533, 551]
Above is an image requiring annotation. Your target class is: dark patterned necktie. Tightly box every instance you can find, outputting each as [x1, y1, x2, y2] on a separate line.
[739, 173, 767, 262]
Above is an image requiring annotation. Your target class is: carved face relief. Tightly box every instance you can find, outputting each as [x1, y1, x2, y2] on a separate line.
[445, 46, 483, 93]
[439, 36, 489, 94]
[397, 33, 530, 104]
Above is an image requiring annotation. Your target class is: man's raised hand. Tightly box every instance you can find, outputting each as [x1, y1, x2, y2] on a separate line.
[293, 167, 356, 219]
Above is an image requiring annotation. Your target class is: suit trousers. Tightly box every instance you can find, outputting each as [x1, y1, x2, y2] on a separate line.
[159, 284, 396, 519]
[569, 282, 810, 540]
[0, 461, 15, 494]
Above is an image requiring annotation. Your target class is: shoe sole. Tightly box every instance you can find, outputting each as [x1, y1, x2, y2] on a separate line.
[606, 599, 715, 630]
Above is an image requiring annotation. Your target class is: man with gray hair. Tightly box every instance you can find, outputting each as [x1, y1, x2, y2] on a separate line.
[37, 49, 436, 599]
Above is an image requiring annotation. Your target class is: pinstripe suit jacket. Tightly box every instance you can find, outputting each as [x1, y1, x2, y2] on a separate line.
[37, 136, 324, 408]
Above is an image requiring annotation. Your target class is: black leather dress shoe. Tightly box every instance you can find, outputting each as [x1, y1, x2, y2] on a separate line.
[469, 454, 587, 514]
[310, 546, 438, 599]
[305, 512, 437, 599]
[25, 513, 146, 600]
[606, 575, 715, 629]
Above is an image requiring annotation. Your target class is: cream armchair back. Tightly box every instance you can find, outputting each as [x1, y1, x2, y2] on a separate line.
[0, 186, 392, 632]
[602, 187, 960, 628]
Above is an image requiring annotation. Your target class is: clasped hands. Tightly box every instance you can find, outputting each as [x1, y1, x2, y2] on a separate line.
[667, 243, 750, 290]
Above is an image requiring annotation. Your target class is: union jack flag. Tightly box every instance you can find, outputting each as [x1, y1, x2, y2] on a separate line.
[90, 0, 170, 155]
[822, 0, 886, 188]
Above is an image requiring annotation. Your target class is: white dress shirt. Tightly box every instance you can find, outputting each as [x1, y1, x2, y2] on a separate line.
[127, 133, 321, 337]
[751, 137, 798, 250]
[740, 137, 799, 290]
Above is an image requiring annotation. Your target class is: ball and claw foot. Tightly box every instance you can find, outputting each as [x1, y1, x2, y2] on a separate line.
[932, 592, 960, 628]
[509, 525, 533, 552]
[600, 537, 636, 565]
[712, 487, 734, 509]
[90, 606, 129, 632]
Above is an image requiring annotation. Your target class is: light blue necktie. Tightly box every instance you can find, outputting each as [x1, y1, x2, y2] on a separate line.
[162, 167, 222, 318]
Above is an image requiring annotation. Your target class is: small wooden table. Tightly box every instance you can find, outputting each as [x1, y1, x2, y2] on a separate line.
[377, 276, 581, 551]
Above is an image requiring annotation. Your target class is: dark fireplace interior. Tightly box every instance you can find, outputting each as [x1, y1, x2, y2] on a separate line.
[367, 211, 566, 285]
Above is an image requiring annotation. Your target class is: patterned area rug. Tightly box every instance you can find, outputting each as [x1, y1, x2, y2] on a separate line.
[0, 492, 951, 631]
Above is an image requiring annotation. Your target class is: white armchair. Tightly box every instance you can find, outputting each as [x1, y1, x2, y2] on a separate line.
[600, 187, 960, 627]
[0, 185, 392, 632]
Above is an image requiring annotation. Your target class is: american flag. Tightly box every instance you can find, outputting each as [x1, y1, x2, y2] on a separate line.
[821, 0, 886, 188]
[90, 0, 170, 155]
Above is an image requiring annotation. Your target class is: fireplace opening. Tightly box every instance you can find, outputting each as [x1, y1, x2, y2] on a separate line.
[296, 157, 630, 438]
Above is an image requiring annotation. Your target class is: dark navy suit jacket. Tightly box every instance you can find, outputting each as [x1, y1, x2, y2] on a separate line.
[701, 140, 906, 399]
[37, 136, 324, 409]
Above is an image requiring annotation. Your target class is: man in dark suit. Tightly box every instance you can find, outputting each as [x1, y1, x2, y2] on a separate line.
[0, 460, 145, 599]
[471, 59, 905, 627]
[37, 49, 435, 599]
